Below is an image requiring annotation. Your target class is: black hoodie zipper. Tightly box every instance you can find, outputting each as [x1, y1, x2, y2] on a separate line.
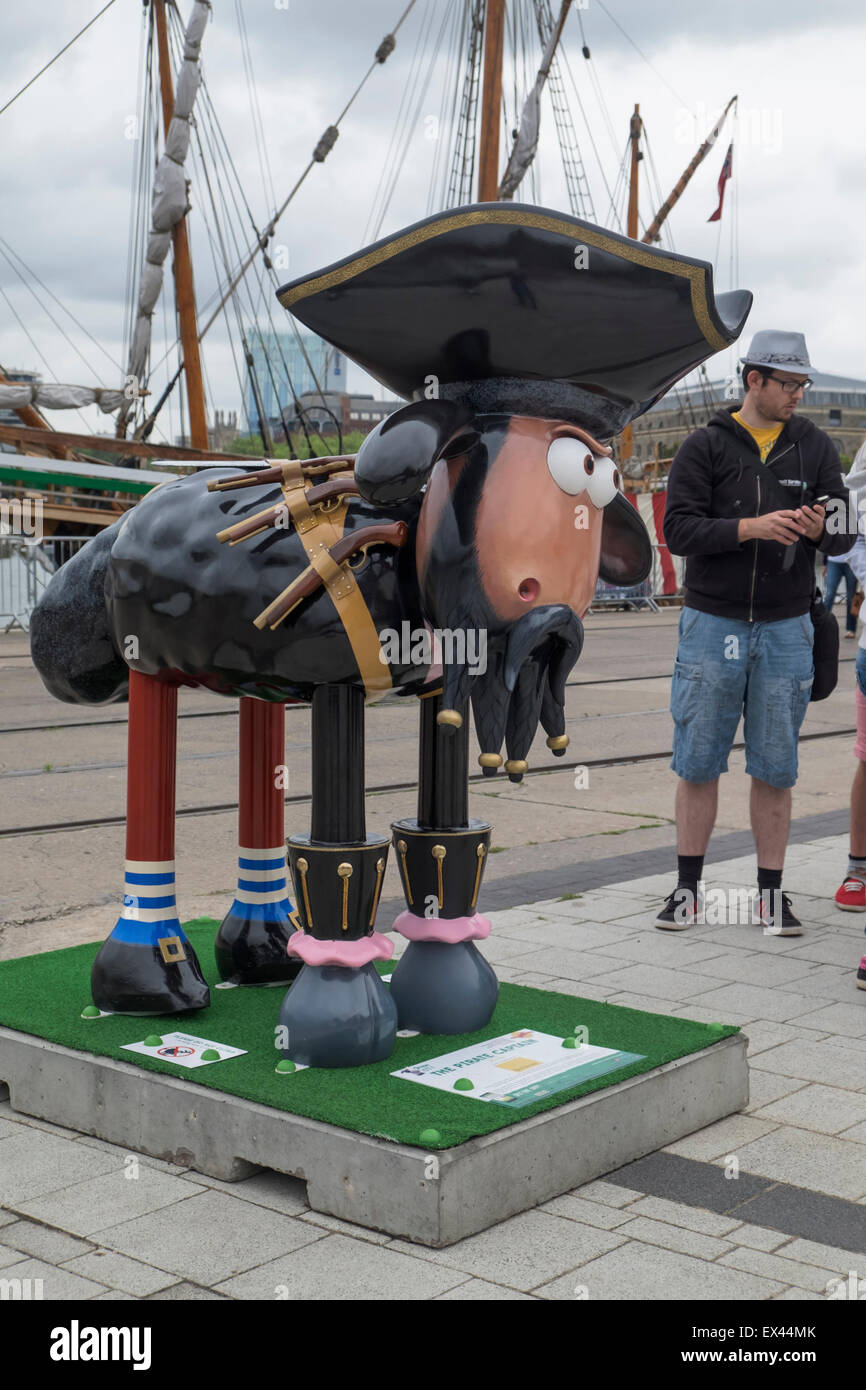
[745, 439, 798, 622]
[749, 476, 759, 623]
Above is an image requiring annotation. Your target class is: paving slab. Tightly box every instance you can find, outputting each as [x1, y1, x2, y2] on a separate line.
[147, 1281, 229, 1300]
[622, 1196, 742, 1237]
[434, 1278, 537, 1300]
[797, 1001, 866, 1037]
[606, 1152, 770, 1213]
[1, 1218, 95, 1263]
[718, 1246, 840, 1295]
[613, 1215, 733, 1261]
[386, 1209, 627, 1290]
[535, 1242, 785, 1301]
[573, 1179, 644, 1209]
[750, 1038, 866, 1090]
[690, 983, 838, 1024]
[774, 1236, 866, 1272]
[662, 1114, 780, 1161]
[61, 1249, 178, 1297]
[94, 1190, 324, 1285]
[725, 1223, 792, 1252]
[539, 1193, 636, 1229]
[731, 1129, 866, 1202]
[0, 1255, 107, 1300]
[0, 1129, 119, 1207]
[752, 1083, 866, 1135]
[214, 1233, 467, 1300]
[735, 1183, 866, 1253]
[14, 1166, 207, 1236]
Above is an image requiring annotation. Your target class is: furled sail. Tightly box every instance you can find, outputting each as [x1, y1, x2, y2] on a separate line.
[0, 383, 125, 413]
[498, 0, 572, 202]
[116, 0, 211, 435]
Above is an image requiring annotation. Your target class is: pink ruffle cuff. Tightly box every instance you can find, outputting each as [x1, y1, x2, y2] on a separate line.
[392, 909, 491, 944]
[286, 931, 394, 967]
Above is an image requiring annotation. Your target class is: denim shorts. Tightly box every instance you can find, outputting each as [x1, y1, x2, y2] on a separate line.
[670, 608, 814, 789]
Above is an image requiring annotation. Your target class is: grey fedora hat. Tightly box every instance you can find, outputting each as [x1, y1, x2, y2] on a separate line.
[740, 330, 815, 373]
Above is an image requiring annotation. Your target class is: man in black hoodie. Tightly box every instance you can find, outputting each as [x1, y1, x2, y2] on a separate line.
[657, 331, 856, 935]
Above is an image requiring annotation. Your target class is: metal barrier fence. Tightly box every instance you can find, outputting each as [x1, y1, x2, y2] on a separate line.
[592, 543, 681, 612]
[3, 534, 682, 633]
[0, 534, 93, 633]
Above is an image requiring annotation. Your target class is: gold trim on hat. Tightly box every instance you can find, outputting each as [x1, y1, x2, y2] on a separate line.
[277, 208, 728, 353]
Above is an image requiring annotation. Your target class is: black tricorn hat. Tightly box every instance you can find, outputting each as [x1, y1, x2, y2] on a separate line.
[277, 202, 752, 439]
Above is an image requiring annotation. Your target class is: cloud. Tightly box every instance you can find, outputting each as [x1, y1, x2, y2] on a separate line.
[0, 0, 864, 440]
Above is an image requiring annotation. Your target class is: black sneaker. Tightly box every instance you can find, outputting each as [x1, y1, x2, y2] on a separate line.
[857, 955, 866, 991]
[654, 887, 697, 932]
[758, 891, 803, 937]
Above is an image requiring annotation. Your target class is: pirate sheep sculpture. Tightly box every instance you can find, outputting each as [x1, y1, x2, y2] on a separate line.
[30, 203, 750, 1067]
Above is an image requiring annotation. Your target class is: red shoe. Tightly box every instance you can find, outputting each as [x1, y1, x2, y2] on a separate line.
[857, 956, 866, 991]
[836, 878, 866, 912]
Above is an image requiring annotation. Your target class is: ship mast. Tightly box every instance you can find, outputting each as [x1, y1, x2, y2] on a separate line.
[619, 103, 643, 463]
[478, 0, 506, 201]
[642, 95, 737, 245]
[153, 0, 209, 451]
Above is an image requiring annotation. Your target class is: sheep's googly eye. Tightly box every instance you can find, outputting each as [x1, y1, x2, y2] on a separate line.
[584, 454, 619, 508]
[547, 437, 619, 506]
[546, 436, 594, 495]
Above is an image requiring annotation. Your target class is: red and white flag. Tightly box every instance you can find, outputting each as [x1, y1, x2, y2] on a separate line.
[707, 142, 733, 222]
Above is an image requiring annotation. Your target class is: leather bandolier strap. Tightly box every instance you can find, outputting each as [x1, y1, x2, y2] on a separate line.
[277, 462, 392, 699]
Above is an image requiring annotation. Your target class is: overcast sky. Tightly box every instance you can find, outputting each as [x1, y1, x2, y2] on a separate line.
[1, 0, 863, 443]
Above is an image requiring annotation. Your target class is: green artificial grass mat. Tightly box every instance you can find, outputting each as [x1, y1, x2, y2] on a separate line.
[0, 920, 738, 1149]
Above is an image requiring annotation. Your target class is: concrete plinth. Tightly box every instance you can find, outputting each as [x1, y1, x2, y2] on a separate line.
[0, 1025, 748, 1246]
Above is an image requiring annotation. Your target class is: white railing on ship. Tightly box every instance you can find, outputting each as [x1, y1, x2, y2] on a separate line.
[0, 534, 93, 633]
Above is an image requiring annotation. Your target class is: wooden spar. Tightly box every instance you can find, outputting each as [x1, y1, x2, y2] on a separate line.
[619, 105, 642, 463]
[478, 0, 506, 202]
[626, 104, 642, 240]
[153, 0, 209, 451]
[0, 422, 249, 463]
[0, 372, 70, 459]
[642, 95, 737, 245]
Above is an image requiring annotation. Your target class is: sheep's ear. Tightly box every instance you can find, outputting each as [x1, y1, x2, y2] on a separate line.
[354, 399, 474, 505]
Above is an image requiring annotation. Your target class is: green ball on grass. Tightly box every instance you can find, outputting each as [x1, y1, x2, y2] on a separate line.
[200, 1049, 221, 1061]
[419, 1128, 442, 1145]
[80, 1005, 101, 1019]
[143, 1034, 163, 1047]
[275, 1059, 297, 1074]
[561, 1036, 578, 1048]
[453, 1078, 474, 1091]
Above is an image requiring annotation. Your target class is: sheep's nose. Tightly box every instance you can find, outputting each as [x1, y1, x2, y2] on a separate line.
[518, 578, 539, 602]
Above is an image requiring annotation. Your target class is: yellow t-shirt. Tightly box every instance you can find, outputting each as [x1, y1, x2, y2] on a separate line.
[732, 412, 783, 463]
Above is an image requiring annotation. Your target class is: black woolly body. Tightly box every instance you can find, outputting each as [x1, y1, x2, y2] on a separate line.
[31, 470, 427, 705]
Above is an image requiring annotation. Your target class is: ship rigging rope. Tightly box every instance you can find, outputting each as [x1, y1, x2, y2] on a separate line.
[0, 237, 121, 375]
[0, 0, 119, 119]
[140, 7, 321, 454]
[196, 0, 420, 345]
[0, 286, 92, 434]
[175, 15, 335, 456]
[366, 0, 441, 241]
[234, 0, 277, 217]
[122, 1, 155, 378]
[595, 0, 692, 112]
[367, 0, 456, 241]
[554, 28, 621, 230]
[426, 0, 468, 215]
